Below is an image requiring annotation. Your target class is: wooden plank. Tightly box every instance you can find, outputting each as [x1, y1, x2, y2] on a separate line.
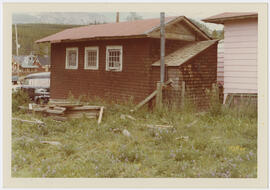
[50, 115, 68, 121]
[97, 106, 104, 125]
[133, 79, 173, 111]
[134, 90, 158, 111]
[65, 112, 97, 119]
[149, 32, 195, 41]
[53, 103, 83, 108]
[12, 118, 44, 125]
[68, 105, 102, 111]
[65, 110, 99, 115]
[46, 108, 65, 115]
[145, 124, 173, 129]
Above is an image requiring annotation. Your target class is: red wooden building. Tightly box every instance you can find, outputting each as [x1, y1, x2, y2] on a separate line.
[36, 16, 218, 107]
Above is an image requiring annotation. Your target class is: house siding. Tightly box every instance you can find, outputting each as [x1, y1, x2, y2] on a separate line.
[223, 18, 257, 95]
[217, 40, 224, 85]
[50, 38, 188, 103]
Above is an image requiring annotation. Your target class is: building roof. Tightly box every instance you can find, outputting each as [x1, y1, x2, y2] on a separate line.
[36, 16, 211, 43]
[13, 55, 39, 68]
[203, 12, 258, 24]
[37, 55, 50, 66]
[152, 40, 218, 67]
[13, 55, 25, 64]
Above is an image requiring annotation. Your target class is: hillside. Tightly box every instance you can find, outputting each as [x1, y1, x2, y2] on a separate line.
[12, 22, 223, 56]
[12, 24, 83, 56]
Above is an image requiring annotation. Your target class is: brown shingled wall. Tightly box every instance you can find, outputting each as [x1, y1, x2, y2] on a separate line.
[151, 43, 218, 108]
[50, 38, 187, 103]
[50, 38, 217, 107]
[51, 38, 154, 103]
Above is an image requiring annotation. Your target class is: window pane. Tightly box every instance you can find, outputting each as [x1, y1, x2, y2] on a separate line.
[68, 50, 77, 67]
[87, 50, 97, 68]
[108, 48, 121, 69]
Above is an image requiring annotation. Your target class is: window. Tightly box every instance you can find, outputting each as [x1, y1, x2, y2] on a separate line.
[84, 47, 99, 70]
[106, 46, 123, 71]
[65, 47, 78, 69]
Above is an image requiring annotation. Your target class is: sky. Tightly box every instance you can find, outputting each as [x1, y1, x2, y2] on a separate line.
[14, 12, 224, 31]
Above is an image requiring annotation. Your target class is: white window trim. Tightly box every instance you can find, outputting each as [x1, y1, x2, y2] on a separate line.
[84, 46, 99, 70]
[106, 45, 123, 72]
[65, 47, 78, 69]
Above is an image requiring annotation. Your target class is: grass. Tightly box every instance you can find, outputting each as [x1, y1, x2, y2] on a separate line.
[12, 96, 257, 178]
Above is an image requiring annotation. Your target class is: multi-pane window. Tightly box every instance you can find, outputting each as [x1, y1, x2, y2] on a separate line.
[106, 46, 123, 71]
[84, 47, 99, 70]
[65, 47, 78, 69]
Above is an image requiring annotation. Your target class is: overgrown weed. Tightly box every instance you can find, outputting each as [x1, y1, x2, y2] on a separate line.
[12, 93, 257, 178]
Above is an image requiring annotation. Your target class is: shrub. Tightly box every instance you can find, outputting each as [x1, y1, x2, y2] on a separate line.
[12, 89, 30, 112]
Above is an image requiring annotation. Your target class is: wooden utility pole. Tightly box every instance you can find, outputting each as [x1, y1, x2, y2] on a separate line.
[15, 24, 19, 56]
[160, 12, 165, 83]
[116, 12, 119, 23]
[156, 12, 165, 109]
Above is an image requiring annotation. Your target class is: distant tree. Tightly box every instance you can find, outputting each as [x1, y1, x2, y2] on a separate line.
[126, 12, 143, 21]
[12, 23, 81, 56]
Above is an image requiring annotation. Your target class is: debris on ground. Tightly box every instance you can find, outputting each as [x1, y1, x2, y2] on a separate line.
[112, 128, 122, 133]
[132, 79, 173, 112]
[122, 129, 131, 137]
[120, 114, 136, 121]
[19, 102, 105, 123]
[40, 141, 62, 146]
[12, 117, 45, 125]
[145, 124, 173, 129]
[185, 120, 198, 128]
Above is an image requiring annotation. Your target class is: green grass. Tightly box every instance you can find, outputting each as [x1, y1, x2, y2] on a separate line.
[12, 97, 257, 178]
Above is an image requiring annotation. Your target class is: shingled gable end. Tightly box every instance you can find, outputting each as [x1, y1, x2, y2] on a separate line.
[37, 16, 218, 108]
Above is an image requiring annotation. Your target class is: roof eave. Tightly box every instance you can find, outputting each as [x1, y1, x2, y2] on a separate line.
[36, 34, 149, 44]
[203, 14, 258, 24]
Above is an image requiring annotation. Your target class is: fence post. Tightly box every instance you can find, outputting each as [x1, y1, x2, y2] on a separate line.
[156, 81, 163, 110]
[181, 81, 185, 108]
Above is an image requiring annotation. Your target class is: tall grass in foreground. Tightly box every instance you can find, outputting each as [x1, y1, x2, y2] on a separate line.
[12, 91, 257, 178]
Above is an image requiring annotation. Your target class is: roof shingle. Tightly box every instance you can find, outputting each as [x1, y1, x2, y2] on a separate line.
[152, 40, 218, 67]
[36, 17, 177, 43]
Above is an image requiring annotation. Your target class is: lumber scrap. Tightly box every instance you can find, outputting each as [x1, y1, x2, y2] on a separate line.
[133, 90, 158, 111]
[120, 114, 136, 121]
[52, 103, 83, 108]
[12, 118, 44, 125]
[185, 120, 198, 128]
[132, 79, 173, 111]
[145, 124, 173, 129]
[46, 107, 66, 115]
[49, 115, 68, 121]
[97, 106, 104, 124]
[68, 105, 101, 111]
[40, 141, 62, 146]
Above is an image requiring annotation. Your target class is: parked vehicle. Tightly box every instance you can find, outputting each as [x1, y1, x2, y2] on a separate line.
[20, 72, 50, 104]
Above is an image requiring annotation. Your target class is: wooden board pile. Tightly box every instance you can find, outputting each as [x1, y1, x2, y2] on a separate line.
[19, 102, 104, 124]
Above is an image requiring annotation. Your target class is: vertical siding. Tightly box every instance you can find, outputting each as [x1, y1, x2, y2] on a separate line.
[217, 40, 224, 85]
[224, 18, 257, 94]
